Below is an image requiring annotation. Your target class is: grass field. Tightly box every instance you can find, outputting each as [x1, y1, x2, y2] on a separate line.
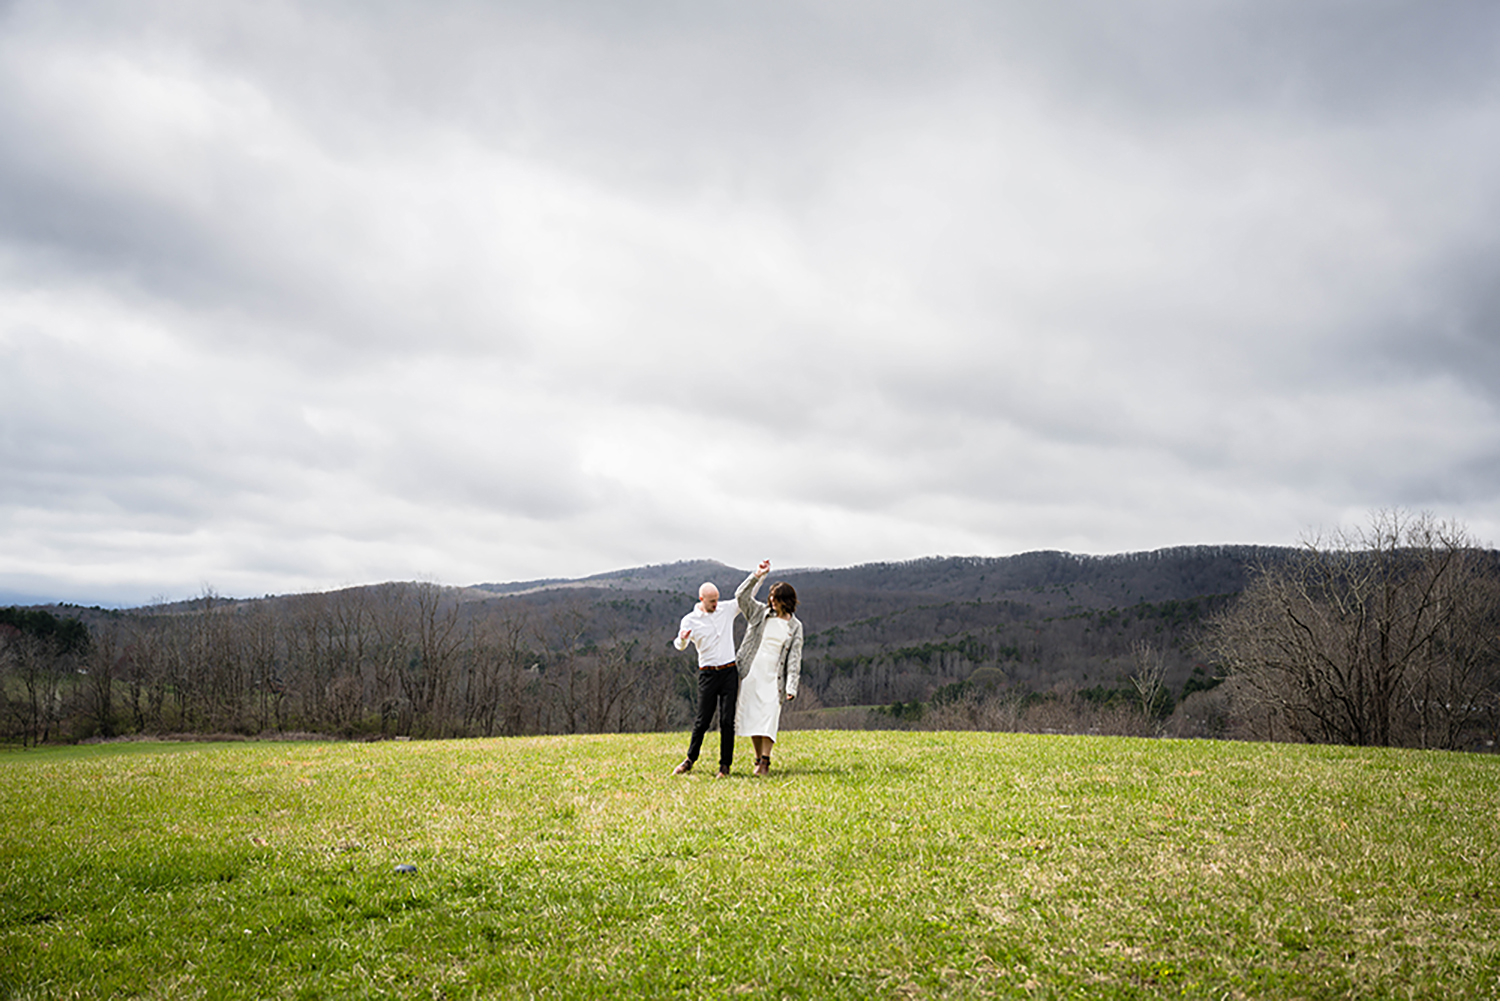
[2, 731, 1498, 999]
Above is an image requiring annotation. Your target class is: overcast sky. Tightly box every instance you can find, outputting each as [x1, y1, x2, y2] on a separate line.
[3, 1, 1500, 606]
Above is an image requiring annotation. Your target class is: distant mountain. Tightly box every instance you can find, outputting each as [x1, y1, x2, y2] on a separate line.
[467, 545, 1290, 629]
[473, 546, 1289, 606]
[473, 559, 740, 596]
[787, 546, 1289, 599]
[459, 545, 1298, 706]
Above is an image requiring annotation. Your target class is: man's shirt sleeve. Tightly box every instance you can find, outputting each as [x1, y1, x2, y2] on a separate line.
[673, 612, 697, 651]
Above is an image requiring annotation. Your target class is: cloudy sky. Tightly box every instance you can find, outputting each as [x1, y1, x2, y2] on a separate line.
[3, 1, 1500, 606]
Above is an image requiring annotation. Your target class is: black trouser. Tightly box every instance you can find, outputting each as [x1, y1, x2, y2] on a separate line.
[686, 663, 738, 772]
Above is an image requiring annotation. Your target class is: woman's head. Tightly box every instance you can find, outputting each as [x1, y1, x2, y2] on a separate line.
[769, 581, 797, 615]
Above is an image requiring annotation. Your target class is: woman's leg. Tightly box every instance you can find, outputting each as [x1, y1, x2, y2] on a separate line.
[751, 735, 775, 775]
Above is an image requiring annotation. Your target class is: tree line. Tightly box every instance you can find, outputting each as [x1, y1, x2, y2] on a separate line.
[5, 515, 1498, 750]
[869, 513, 1500, 751]
[1203, 512, 1500, 749]
[0, 584, 698, 746]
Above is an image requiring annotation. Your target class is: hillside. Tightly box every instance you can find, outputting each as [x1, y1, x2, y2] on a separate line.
[463, 545, 1293, 707]
[5, 546, 1294, 742]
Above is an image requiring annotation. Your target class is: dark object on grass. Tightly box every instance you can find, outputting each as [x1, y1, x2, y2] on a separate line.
[395, 863, 417, 874]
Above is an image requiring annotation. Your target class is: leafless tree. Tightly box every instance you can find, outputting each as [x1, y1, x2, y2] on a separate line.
[1, 632, 69, 746]
[193, 591, 249, 732]
[80, 620, 123, 738]
[323, 590, 372, 734]
[539, 603, 590, 734]
[368, 583, 415, 735]
[1129, 640, 1169, 733]
[236, 604, 285, 733]
[121, 614, 169, 732]
[408, 582, 464, 735]
[464, 606, 533, 736]
[1206, 511, 1500, 748]
[587, 614, 647, 733]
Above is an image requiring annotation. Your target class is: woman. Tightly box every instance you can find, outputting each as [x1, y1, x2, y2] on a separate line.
[734, 559, 803, 777]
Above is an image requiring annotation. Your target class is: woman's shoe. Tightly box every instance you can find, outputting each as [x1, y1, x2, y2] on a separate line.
[753, 755, 769, 777]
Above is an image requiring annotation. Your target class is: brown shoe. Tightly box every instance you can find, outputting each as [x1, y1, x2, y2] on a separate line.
[713, 769, 730, 779]
[672, 759, 693, 775]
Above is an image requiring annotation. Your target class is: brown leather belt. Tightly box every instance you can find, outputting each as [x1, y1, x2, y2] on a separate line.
[700, 662, 736, 671]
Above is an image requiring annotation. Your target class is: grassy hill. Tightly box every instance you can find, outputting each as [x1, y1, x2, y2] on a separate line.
[3, 731, 1498, 998]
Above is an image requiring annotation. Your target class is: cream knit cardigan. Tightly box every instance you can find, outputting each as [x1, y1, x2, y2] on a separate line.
[734, 571, 804, 700]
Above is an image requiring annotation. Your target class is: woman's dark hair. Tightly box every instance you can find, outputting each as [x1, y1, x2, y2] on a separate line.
[769, 581, 797, 615]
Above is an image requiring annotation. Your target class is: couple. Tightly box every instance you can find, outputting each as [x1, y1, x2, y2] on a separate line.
[672, 560, 803, 778]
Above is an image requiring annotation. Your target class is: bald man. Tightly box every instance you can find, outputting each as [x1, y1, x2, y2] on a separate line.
[671, 579, 743, 777]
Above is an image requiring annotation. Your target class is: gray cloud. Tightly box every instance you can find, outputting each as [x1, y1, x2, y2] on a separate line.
[4, 0, 1500, 605]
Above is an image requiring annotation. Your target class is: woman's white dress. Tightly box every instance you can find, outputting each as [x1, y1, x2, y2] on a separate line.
[736, 615, 790, 739]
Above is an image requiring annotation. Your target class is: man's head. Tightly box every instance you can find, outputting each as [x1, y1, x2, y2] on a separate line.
[698, 582, 720, 612]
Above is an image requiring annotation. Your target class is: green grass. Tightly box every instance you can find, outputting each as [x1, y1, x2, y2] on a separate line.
[2, 732, 1499, 999]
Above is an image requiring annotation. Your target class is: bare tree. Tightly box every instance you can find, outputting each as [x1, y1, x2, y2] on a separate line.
[645, 652, 695, 732]
[1206, 511, 1500, 748]
[121, 614, 169, 732]
[1129, 640, 1169, 733]
[465, 606, 533, 736]
[539, 603, 590, 734]
[323, 590, 372, 734]
[409, 582, 464, 735]
[193, 591, 250, 733]
[367, 583, 415, 735]
[588, 613, 646, 733]
[241, 605, 285, 733]
[2, 633, 69, 746]
[80, 620, 123, 738]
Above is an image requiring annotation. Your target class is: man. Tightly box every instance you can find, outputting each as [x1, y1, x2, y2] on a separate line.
[672, 579, 743, 778]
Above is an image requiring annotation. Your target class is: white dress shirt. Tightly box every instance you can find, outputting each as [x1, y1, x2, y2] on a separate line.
[674, 599, 739, 667]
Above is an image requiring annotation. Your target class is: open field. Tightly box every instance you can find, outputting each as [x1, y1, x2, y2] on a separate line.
[2, 732, 1498, 999]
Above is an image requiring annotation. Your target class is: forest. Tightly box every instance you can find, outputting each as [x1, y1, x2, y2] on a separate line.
[5, 538, 1497, 750]
[0, 547, 1267, 745]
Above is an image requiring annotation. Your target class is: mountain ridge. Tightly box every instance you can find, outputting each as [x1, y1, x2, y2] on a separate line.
[469, 544, 1294, 604]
